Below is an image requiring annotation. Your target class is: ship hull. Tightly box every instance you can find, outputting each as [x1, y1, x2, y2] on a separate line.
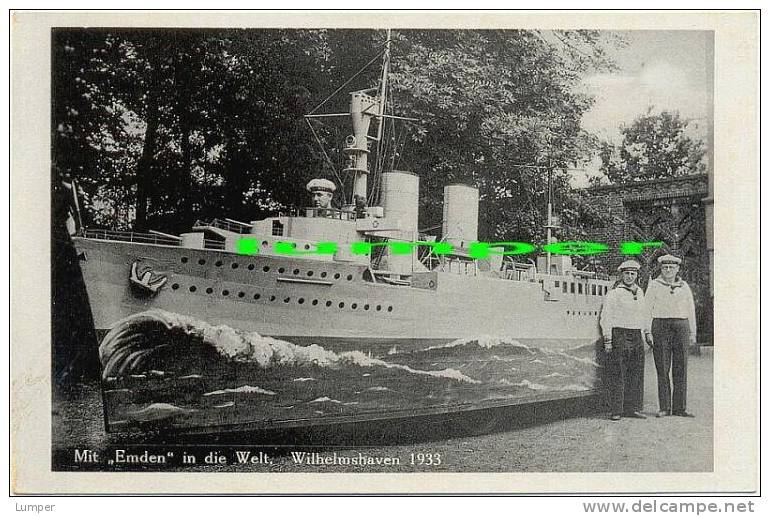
[73, 237, 608, 434]
[75, 238, 605, 349]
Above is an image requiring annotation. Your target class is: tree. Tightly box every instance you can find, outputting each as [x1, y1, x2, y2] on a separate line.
[53, 29, 619, 244]
[387, 30, 617, 243]
[599, 110, 706, 184]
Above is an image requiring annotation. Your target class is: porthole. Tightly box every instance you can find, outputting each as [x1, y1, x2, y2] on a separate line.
[238, 292, 245, 298]
[320, 272, 327, 278]
[298, 298, 305, 304]
[293, 269, 300, 275]
[339, 302, 345, 308]
[376, 305, 382, 311]
[325, 301, 332, 307]
[232, 263, 239, 269]
[206, 287, 213, 294]
[567, 310, 570, 315]
[278, 267, 285, 274]
[303, 244, 310, 250]
[253, 293, 261, 300]
[307, 271, 314, 277]
[312, 299, 318, 306]
[198, 259, 206, 266]
[334, 273, 341, 280]
[261, 240, 268, 247]
[222, 290, 229, 296]
[215, 260, 223, 267]
[247, 264, 255, 271]
[172, 283, 180, 290]
[269, 295, 276, 302]
[284, 297, 291, 303]
[181, 257, 188, 264]
[387, 306, 393, 312]
[351, 303, 357, 309]
[364, 304, 370, 310]
[346, 274, 353, 281]
[263, 266, 270, 272]
[189, 286, 197, 292]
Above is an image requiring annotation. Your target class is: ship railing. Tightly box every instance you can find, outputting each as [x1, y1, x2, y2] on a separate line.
[278, 207, 356, 221]
[194, 218, 252, 234]
[83, 228, 180, 246]
[204, 238, 225, 250]
[502, 260, 537, 282]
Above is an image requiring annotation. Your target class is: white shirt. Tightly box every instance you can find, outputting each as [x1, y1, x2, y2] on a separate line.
[645, 277, 697, 336]
[600, 283, 650, 339]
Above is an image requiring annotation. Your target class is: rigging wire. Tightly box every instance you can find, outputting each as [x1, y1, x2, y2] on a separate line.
[305, 118, 345, 196]
[307, 47, 387, 115]
[392, 119, 409, 171]
[393, 120, 407, 170]
[368, 81, 392, 205]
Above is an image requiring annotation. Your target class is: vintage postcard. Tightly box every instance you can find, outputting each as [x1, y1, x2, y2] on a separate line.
[10, 10, 759, 494]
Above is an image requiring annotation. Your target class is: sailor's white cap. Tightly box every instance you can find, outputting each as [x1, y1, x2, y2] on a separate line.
[658, 254, 682, 265]
[306, 178, 336, 193]
[617, 260, 641, 272]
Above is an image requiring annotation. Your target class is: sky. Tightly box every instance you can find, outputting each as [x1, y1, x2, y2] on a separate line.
[575, 30, 712, 186]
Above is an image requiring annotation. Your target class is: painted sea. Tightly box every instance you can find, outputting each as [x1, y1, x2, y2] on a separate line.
[100, 310, 604, 434]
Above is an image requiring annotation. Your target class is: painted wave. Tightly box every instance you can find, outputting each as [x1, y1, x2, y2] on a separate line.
[100, 309, 478, 383]
[99, 310, 602, 432]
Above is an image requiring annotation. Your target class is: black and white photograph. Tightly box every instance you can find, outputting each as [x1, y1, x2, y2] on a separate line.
[10, 10, 759, 495]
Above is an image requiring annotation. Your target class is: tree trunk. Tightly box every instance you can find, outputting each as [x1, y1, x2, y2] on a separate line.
[175, 50, 194, 231]
[224, 132, 246, 219]
[134, 86, 160, 231]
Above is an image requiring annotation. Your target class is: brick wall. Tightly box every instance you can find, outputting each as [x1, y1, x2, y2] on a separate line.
[579, 174, 712, 343]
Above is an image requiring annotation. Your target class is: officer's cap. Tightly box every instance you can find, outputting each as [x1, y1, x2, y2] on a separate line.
[306, 178, 336, 193]
[657, 254, 682, 265]
[617, 260, 641, 272]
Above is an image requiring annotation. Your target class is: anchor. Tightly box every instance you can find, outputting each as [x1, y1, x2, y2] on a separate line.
[129, 261, 167, 295]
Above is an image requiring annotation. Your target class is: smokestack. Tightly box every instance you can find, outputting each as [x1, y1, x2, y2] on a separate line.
[442, 184, 479, 248]
[380, 170, 419, 275]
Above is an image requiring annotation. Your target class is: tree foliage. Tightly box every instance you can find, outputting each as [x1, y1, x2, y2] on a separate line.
[599, 110, 706, 184]
[387, 30, 616, 242]
[53, 28, 618, 243]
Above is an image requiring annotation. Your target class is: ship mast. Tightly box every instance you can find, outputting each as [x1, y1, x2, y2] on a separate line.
[376, 29, 392, 146]
[307, 29, 412, 212]
[343, 29, 395, 210]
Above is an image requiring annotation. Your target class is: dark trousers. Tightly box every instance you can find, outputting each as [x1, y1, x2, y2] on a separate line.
[651, 318, 690, 414]
[605, 328, 645, 416]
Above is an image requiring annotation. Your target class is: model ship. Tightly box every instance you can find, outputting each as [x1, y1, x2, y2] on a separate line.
[72, 31, 610, 434]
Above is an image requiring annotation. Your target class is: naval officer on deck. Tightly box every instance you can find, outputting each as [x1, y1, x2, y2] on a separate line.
[307, 178, 337, 217]
[600, 260, 653, 421]
[646, 254, 697, 418]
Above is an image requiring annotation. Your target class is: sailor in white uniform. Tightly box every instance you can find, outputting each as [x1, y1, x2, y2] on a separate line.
[646, 254, 697, 418]
[306, 178, 336, 216]
[600, 260, 653, 421]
